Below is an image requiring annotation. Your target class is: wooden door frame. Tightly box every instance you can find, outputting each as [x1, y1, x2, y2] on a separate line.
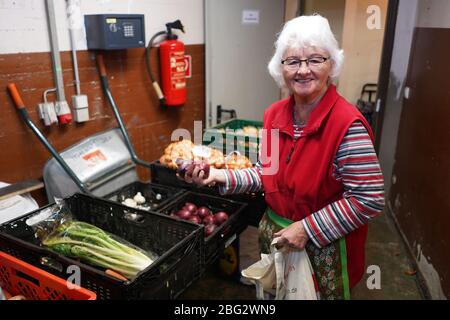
[204, 0, 213, 127]
[374, 0, 400, 152]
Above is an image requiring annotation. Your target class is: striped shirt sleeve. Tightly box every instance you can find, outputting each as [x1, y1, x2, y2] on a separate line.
[302, 121, 385, 248]
[218, 161, 263, 195]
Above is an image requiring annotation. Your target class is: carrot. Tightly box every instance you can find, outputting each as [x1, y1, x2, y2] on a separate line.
[105, 269, 128, 282]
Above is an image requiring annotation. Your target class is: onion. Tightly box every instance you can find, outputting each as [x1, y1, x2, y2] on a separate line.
[214, 211, 229, 226]
[202, 215, 216, 226]
[184, 202, 198, 213]
[176, 159, 193, 177]
[188, 215, 202, 224]
[177, 209, 191, 220]
[204, 224, 217, 237]
[197, 206, 211, 219]
[196, 161, 210, 179]
[183, 207, 198, 216]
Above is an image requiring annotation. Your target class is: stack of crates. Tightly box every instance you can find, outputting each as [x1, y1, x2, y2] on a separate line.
[201, 119, 265, 280]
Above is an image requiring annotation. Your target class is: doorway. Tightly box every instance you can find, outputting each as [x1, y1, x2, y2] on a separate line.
[205, 0, 285, 127]
[301, 0, 390, 143]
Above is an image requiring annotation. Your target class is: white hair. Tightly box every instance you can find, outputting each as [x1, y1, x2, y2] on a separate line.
[268, 14, 344, 88]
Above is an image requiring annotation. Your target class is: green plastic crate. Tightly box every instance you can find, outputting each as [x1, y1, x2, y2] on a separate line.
[203, 119, 262, 163]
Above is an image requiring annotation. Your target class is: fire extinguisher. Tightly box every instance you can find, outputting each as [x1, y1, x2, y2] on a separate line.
[146, 20, 186, 107]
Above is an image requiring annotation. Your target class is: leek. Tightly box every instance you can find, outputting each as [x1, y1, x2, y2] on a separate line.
[42, 221, 154, 280]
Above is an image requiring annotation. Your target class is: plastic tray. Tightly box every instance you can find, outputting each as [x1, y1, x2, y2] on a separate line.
[0, 251, 96, 300]
[150, 161, 266, 227]
[0, 193, 203, 300]
[104, 181, 186, 211]
[157, 191, 247, 265]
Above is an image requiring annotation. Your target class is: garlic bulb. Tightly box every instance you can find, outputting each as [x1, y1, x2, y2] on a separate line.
[133, 192, 146, 204]
[122, 198, 137, 208]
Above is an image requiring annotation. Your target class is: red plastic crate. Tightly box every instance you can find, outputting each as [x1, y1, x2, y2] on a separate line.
[0, 251, 96, 300]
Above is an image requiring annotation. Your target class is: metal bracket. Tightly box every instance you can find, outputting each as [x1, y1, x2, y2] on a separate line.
[217, 105, 237, 124]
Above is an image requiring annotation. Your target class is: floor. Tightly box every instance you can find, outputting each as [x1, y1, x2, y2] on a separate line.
[180, 210, 425, 300]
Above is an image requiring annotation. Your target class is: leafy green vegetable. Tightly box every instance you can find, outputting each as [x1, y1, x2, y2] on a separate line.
[42, 221, 154, 280]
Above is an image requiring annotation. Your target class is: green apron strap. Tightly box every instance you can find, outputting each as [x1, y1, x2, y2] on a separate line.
[266, 207, 293, 228]
[339, 237, 351, 300]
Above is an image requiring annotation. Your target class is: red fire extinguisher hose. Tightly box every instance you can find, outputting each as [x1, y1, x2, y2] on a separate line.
[145, 30, 167, 107]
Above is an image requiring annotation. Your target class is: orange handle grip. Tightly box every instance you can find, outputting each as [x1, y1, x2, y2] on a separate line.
[96, 54, 107, 77]
[7, 83, 25, 109]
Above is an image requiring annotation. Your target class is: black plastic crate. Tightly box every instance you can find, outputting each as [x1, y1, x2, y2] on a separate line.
[150, 160, 195, 190]
[104, 181, 186, 211]
[157, 192, 247, 266]
[150, 160, 266, 227]
[203, 119, 262, 161]
[0, 193, 203, 300]
[236, 192, 266, 227]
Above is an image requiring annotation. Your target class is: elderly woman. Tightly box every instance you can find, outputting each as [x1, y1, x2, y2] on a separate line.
[183, 15, 385, 299]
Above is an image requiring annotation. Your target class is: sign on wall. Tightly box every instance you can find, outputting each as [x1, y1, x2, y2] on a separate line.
[184, 55, 192, 78]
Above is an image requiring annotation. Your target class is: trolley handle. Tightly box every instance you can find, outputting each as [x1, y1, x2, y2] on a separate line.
[7, 83, 26, 109]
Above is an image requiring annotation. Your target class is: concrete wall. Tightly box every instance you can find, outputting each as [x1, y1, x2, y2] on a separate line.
[416, 0, 450, 28]
[338, 0, 387, 105]
[0, 0, 204, 54]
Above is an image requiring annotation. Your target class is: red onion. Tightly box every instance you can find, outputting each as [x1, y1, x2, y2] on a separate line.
[214, 211, 229, 226]
[195, 161, 210, 179]
[197, 206, 211, 219]
[184, 202, 198, 214]
[177, 209, 191, 220]
[176, 159, 210, 179]
[204, 224, 217, 237]
[176, 159, 194, 177]
[188, 215, 202, 224]
[202, 215, 216, 226]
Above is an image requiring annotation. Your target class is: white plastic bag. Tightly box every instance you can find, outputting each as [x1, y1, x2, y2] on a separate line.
[241, 249, 277, 299]
[241, 238, 318, 300]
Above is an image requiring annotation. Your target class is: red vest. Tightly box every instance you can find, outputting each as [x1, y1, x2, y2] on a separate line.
[261, 85, 374, 288]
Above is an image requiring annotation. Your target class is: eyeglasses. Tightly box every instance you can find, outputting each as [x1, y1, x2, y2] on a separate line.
[281, 56, 330, 71]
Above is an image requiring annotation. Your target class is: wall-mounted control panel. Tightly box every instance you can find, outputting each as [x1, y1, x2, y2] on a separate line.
[84, 14, 145, 50]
